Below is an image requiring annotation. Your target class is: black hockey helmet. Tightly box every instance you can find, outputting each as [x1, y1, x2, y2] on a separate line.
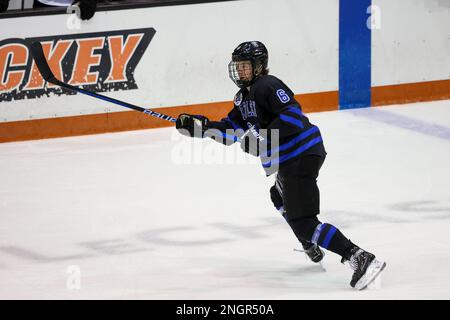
[229, 41, 269, 88]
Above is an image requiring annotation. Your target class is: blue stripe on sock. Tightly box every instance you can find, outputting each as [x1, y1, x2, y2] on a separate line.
[311, 224, 323, 245]
[321, 225, 337, 249]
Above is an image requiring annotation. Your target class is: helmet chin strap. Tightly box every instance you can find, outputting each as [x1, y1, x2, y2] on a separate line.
[246, 64, 263, 88]
[253, 64, 263, 77]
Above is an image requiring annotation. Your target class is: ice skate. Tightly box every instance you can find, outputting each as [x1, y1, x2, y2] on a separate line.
[343, 247, 386, 290]
[294, 241, 326, 271]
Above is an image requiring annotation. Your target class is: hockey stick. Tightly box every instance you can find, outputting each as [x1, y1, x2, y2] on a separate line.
[30, 41, 176, 123]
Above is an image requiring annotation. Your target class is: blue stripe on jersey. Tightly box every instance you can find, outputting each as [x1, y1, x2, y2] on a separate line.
[262, 136, 323, 167]
[321, 225, 337, 249]
[279, 126, 319, 152]
[280, 114, 304, 128]
[221, 131, 239, 142]
[285, 106, 303, 117]
[208, 129, 239, 143]
[261, 126, 319, 158]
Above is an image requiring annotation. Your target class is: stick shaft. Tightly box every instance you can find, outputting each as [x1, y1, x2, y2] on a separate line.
[30, 41, 176, 123]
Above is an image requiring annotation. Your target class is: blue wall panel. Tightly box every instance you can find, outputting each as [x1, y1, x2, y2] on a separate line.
[339, 0, 372, 109]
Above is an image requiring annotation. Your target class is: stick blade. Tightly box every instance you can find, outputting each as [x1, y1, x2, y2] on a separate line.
[30, 41, 58, 84]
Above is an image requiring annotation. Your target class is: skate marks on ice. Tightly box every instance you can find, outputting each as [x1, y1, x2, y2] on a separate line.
[1, 199, 448, 267]
[322, 199, 450, 228]
[390, 200, 450, 220]
[346, 107, 450, 141]
[0, 246, 96, 263]
[0, 219, 279, 267]
[0, 238, 153, 265]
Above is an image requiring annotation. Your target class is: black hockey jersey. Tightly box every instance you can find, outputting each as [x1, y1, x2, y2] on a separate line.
[208, 75, 326, 175]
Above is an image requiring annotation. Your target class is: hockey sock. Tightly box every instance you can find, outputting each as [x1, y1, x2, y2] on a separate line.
[287, 218, 356, 258]
[311, 223, 355, 258]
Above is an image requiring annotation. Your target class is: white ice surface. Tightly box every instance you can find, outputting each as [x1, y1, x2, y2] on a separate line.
[0, 100, 449, 299]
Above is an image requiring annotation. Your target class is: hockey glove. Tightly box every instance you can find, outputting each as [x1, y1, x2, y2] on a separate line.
[72, 0, 97, 20]
[176, 113, 210, 138]
[0, 0, 9, 13]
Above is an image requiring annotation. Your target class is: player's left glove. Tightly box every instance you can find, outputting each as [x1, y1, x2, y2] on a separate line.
[176, 113, 210, 138]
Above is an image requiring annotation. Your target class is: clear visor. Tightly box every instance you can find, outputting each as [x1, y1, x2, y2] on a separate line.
[228, 60, 253, 88]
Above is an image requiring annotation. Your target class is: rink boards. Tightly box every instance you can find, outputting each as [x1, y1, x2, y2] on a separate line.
[0, 0, 449, 142]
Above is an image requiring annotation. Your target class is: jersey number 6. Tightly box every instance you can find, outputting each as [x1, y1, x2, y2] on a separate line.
[276, 89, 290, 104]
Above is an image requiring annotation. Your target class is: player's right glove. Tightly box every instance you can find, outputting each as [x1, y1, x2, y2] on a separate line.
[176, 113, 210, 138]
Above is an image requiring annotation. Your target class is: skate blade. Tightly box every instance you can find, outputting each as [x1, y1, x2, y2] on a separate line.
[293, 248, 326, 271]
[355, 259, 386, 290]
[318, 261, 327, 272]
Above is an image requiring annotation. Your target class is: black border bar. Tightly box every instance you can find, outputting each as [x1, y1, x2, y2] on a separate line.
[0, 0, 240, 19]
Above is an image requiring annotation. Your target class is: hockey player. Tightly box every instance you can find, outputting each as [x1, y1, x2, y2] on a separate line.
[175, 41, 386, 290]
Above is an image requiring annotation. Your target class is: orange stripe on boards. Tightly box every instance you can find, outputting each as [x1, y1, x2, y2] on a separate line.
[295, 91, 339, 113]
[3, 79, 449, 143]
[0, 91, 338, 143]
[372, 79, 450, 106]
[0, 101, 233, 143]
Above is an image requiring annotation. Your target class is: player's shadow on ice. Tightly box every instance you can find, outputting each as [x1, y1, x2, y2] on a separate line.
[287, 265, 327, 274]
[246, 265, 328, 285]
